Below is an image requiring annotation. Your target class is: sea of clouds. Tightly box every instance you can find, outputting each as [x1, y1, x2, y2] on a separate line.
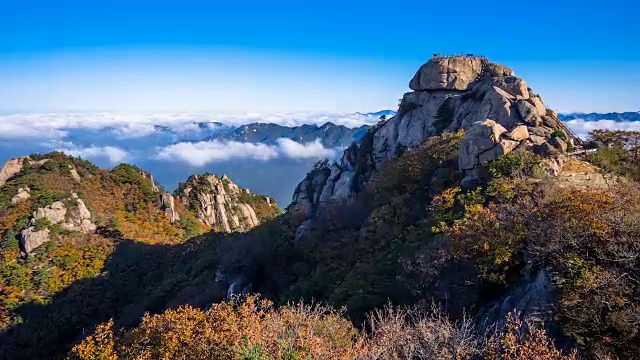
[2, 112, 640, 167]
[0, 111, 382, 166]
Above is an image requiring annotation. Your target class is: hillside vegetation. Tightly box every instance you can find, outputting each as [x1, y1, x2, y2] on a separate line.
[1, 127, 639, 360]
[0, 153, 280, 358]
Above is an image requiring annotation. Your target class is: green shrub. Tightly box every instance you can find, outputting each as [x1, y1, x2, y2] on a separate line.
[1, 229, 20, 253]
[489, 151, 542, 179]
[550, 130, 567, 141]
[33, 217, 51, 231]
[433, 97, 455, 133]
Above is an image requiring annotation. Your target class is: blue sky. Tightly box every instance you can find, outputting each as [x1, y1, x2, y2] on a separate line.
[0, 0, 638, 113]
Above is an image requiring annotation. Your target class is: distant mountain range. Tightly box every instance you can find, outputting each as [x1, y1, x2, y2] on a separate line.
[558, 112, 640, 122]
[204, 122, 369, 147]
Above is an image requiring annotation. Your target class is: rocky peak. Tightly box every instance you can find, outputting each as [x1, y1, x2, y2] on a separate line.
[290, 54, 581, 220]
[175, 173, 274, 233]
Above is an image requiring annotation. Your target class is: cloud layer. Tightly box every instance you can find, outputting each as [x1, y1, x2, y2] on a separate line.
[50, 141, 130, 164]
[566, 119, 640, 139]
[156, 138, 339, 167]
[0, 111, 381, 140]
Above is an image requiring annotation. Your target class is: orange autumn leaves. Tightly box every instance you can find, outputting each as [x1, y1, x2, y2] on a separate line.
[70, 297, 576, 360]
[70, 296, 359, 360]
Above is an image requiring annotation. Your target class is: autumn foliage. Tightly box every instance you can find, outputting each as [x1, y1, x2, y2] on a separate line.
[70, 297, 576, 360]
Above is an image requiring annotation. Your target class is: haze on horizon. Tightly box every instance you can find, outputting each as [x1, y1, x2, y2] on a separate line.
[1, 0, 638, 115]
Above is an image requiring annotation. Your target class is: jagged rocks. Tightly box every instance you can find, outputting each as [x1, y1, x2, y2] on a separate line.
[0, 156, 52, 187]
[409, 56, 483, 91]
[483, 62, 515, 77]
[11, 187, 31, 204]
[176, 174, 269, 233]
[491, 77, 530, 100]
[34, 201, 68, 223]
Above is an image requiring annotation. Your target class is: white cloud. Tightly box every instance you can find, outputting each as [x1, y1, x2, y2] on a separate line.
[156, 138, 339, 166]
[0, 111, 382, 140]
[276, 138, 337, 159]
[53, 143, 129, 164]
[111, 123, 158, 138]
[156, 140, 280, 167]
[567, 119, 640, 139]
[0, 122, 68, 139]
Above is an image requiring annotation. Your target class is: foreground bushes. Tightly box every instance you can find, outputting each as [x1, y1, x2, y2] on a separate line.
[70, 296, 575, 360]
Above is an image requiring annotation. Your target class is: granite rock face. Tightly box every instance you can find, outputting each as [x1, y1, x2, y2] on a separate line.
[176, 174, 270, 232]
[161, 193, 180, 223]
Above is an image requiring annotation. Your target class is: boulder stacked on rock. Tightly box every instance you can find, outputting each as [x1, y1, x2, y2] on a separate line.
[291, 54, 580, 218]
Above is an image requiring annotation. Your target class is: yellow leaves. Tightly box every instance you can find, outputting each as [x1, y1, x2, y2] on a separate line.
[72, 296, 358, 360]
[69, 319, 118, 360]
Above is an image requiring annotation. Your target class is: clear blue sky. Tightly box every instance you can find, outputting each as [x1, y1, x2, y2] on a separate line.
[0, 0, 638, 113]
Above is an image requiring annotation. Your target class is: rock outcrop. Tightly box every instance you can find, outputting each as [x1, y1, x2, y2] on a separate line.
[290, 55, 580, 218]
[176, 174, 271, 232]
[20, 193, 97, 254]
[11, 187, 31, 204]
[0, 156, 51, 187]
[0, 157, 30, 187]
[161, 193, 180, 223]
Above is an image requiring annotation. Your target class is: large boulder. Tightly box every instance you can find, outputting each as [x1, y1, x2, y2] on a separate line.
[20, 227, 51, 254]
[506, 125, 529, 141]
[11, 187, 31, 204]
[529, 95, 546, 116]
[517, 100, 542, 126]
[459, 120, 508, 170]
[492, 77, 530, 100]
[34, 201, 67, 224]
[483, 62, 515, 77]
[548, 137, 568, 153]
[409, 56, 483, 91]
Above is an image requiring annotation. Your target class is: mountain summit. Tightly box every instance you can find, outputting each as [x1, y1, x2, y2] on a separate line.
[291, 55, 580, 222]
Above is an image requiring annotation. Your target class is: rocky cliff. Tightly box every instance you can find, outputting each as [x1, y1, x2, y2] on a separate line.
[175, 174, 278, 232]
[291, 55, 581, 220]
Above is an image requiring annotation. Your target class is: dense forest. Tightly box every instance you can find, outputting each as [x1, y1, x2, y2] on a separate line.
[0, 128, 639, 359]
